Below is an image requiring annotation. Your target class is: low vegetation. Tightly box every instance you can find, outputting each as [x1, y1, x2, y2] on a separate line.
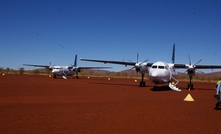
[0, 67, 221, 83]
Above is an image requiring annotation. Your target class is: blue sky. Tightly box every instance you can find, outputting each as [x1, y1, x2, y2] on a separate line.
[1, 0, 221, 72]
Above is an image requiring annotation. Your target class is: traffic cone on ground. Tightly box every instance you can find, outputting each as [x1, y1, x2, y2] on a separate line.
[196, 88, 198, 92]
[184, 94, 194, 101]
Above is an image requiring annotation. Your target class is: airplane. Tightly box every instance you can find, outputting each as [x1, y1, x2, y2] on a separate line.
[80, 44, 221, 91]
[23, 55, 111, 79]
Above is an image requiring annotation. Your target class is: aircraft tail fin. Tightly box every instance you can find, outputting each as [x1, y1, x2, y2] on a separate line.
[74, 55, 77, 67]
[172, 44, 175, 63]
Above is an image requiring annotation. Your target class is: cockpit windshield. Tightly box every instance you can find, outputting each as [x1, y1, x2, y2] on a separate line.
[152, 65, 157, 68]
[158, 66, 164, 69]
[151, 65, 167, 69]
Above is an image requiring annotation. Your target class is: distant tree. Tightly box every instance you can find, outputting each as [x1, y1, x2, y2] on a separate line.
[44, 68, 51, 75]
[6, 67, 10, 74]
[32, 69, 40, 75]
[19, 68, 25, 75]
[0, 67, 3, 74]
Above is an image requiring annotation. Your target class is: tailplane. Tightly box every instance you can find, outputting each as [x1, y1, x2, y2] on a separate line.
[74, 55, 77, 67]
[73, 55, 79, 79]
[172, 44, 175, 64]
[171, 44, 177, 75]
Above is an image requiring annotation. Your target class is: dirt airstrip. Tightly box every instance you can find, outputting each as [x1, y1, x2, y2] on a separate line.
[0, 74, 221, 134]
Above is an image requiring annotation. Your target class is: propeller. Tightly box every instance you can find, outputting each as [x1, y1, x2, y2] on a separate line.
[48, 62, 55, 70]
[129, 53, 148, 73]
[47, 62, 53, 71]
[186, 55, 202, 75]
[185, 55, 203, 89]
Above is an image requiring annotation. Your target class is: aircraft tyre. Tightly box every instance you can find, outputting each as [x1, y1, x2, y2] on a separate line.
[53, 74, 56, 79]
[140, 81, 146, 87]
[76, 76, 79, 79]
[187, 84, 193, 90]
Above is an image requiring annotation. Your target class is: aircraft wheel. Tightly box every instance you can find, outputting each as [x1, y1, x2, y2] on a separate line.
[139, 82, 146, 87]
[76, 76, 79, 79]
[139, 82, 142, 87]
[53, 74, 56, 79]
[187, 84, 194, 90]
[191, 84, 194, 90]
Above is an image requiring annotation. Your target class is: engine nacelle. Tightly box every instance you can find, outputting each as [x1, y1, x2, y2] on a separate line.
[187, 68, 195, 77]
[48, 66, 53, 71]
[135, 67, 140, 72]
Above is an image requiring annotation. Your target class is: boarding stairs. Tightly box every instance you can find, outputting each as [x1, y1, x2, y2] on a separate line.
[169, 76, 181, 92]
[62, 68, 67, 79]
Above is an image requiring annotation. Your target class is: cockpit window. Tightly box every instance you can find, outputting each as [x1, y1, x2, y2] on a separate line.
[158, 66, 165, 69]
[152, 65, 157, 68]
[151, 65, 167, 69]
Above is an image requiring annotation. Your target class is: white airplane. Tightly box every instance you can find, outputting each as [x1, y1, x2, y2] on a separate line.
[23, 55, 111, 79]
[80, 44, 221, 91]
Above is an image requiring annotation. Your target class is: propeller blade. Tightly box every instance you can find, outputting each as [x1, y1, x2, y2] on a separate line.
[137, 53, 139, 63]
[188, 55, 191, 65]
[141, 59, 148, 64]
[194, 59, 202, 66]
[130, 66, 135, 70]
[128, 59, 133, 63]
[196, 70, 204, 74]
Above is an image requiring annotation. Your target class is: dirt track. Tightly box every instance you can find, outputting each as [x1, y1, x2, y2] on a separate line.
[0, 74, 221, 134]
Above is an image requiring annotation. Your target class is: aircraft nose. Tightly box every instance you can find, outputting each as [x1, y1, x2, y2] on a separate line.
[52, 69, 58, 73]
[150, 71, 158, 77]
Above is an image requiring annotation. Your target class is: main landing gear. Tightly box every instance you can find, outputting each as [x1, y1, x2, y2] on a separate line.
[75, 71, 79, 79]
[139, 73, 146, 87]
[187, 76, 194, 90]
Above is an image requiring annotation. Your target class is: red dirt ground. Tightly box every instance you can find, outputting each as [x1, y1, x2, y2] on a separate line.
[0, 74, 221, 134]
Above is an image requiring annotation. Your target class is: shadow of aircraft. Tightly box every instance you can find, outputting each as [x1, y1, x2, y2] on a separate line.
[178, 86, 215, 91]
[87, 82, 153, 88]
[150, 86, 172, 92]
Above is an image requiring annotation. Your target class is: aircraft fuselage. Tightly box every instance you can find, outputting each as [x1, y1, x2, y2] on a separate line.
[52, 66, 75, 76]
[148, 61, 172, 84]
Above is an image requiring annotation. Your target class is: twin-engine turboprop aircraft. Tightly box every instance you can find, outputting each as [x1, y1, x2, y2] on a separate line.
[23, 55, 111, 79]
[80, 44, 221, 91]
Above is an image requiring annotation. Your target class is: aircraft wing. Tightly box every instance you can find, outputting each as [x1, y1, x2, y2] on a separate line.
[173, 64, 221, 69]
[23, 64, 50, 68]
[80, 58, 138, 66]
[173, 64, 186, 68]
[77, 67, 112, 69]
[193, 65, 221, 69]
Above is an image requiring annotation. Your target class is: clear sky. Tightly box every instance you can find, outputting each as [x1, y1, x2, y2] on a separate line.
[1, 0, 221, 72]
